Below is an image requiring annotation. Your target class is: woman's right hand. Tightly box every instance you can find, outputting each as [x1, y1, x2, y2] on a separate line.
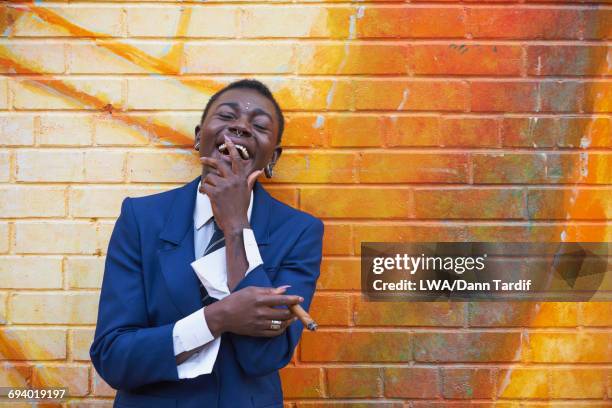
[204, 286, 302, 338]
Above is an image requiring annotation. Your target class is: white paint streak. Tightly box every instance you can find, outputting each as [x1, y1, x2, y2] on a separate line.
[497, 332, 525, 397]
[313, 115, 325, 129]
[580, 136, 591, 149]
[173, 147, 192, 156]
[348, 6, 365, 40]
[356, 5, 365, 19]
[397, 88, 410, 111]
[325, 7, 366, 110]
[348, 15, 357, 40]
[325, 81, 337, 108]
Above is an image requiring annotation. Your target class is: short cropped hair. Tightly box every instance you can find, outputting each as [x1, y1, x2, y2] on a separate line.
[200, 79, 284, 144]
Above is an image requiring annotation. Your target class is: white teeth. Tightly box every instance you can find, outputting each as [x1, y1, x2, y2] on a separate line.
[218, 143, 250, 159]
[236, 145, 249, 159]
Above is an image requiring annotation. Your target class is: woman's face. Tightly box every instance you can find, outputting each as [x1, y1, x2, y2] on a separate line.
[195, 88, 282, 178]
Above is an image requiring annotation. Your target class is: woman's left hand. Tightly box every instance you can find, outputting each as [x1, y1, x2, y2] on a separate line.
[200, 136, 262, 236]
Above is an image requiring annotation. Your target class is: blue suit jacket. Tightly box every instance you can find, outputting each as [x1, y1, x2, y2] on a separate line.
[90, 176, 324, 408]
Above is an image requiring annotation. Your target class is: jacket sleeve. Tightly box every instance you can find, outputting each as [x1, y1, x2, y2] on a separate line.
[90, 198, 180, 390]
[228, 218, 324, 377]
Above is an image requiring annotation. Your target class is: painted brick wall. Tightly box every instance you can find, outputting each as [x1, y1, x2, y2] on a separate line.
[0, 0, 611, 406]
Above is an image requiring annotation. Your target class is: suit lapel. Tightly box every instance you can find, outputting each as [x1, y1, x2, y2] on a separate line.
[158, 176, 202, 316]
[251, 181, 271, 247]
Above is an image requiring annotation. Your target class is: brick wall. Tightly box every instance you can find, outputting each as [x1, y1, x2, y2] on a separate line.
[0, 1, 610, 406]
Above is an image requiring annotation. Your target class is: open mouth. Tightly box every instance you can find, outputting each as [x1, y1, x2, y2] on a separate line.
[217, 143, 250, 160]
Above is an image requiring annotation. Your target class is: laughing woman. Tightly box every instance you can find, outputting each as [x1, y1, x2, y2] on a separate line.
[90, 79, 324, 408]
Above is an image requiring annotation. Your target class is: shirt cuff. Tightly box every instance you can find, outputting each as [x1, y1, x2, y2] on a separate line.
[243, 228, 263, 275]
[172, 307, 215, 355]
[176, 338, 221, 379]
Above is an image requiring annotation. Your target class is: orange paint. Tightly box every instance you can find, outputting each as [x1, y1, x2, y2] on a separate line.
[0, 56, 195, 146]
[26, 5, 218, 95]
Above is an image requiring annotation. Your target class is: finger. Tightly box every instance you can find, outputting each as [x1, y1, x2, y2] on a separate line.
[272, 285, 290, 295]
[258, 286, 283, 296]
[266, 317, 298, 333]
[224, 136, 242, 174]
[247, 169, 263, 191]
[259, 307, 293, 321]
[258, 287, 277, 296]
[200, 156, 218, 169]
[203, 173, 222, 187]
[262, 285, 291, 295]
[200, 183, 217, 197]
[274, 317, 295, 332]
[259, 294, 303, 307]
[200, 157, 220, 174]
[200, 184, 218, 200]
[259, 316, 295, 332]
[200, 157, 229, 177]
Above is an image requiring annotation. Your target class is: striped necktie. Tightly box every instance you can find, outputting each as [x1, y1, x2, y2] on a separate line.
[204, 219, 225, 256]
[199, 219, 224, 306]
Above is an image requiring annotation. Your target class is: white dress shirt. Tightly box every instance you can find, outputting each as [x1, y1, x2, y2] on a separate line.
[171, 182, 263, 379]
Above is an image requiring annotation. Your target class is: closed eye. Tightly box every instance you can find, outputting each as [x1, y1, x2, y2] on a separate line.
[218, 113, 235, 120]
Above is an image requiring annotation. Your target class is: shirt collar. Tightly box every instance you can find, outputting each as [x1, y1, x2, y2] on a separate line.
[194, 181, 254, 230]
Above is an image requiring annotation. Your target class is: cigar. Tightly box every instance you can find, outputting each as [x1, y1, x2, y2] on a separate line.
[289, 304, 318, 331]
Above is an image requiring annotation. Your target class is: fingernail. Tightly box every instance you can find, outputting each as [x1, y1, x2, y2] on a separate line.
[299, 297, 304, 302]
[278, 285, 291, 290]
